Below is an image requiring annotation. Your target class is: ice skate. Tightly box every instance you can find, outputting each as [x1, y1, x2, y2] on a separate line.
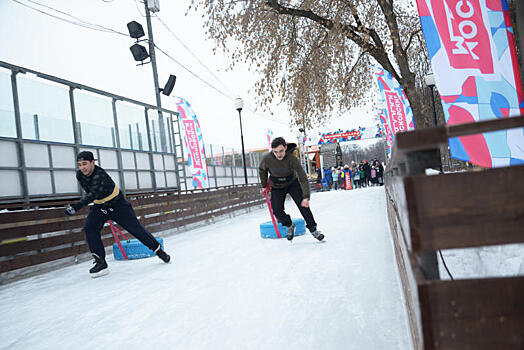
[286, 223, 296, 241]
[89, 254, 109, 278]
[310, 228, 324, 241]
[155, 246, 171, 263]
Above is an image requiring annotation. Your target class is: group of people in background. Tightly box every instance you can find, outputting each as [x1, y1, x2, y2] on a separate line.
[317, 158, 384, 190]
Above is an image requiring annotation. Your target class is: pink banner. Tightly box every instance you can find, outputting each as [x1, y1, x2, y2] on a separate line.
[183, 119, 203, 169]
[384, 91, 409, 133]
[430, 0, 494, 74]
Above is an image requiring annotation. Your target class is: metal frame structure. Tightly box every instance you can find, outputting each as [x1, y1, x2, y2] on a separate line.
[0, 61, 262, 204]
[0, 60, 185, 204]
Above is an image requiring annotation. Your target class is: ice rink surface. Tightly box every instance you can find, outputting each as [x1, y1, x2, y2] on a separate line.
[0, 187, 412, 350]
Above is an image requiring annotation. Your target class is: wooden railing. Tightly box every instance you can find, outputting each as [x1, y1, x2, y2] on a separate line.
[385, 115, 524, 350]
[0, 184, 265, 275]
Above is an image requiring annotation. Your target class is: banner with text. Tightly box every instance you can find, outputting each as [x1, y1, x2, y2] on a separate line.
[416, 0, 524, 167]
[175, 97, 209, 189]
[265, 128, 274, 150]
[375, 66, 416, 152]
[303, 125, 383, 146]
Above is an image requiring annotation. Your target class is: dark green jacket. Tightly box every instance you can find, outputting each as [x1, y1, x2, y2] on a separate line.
[258, 143, 310, 199]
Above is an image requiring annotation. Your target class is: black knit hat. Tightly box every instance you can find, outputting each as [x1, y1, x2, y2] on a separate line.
[77, 151, 95, 162]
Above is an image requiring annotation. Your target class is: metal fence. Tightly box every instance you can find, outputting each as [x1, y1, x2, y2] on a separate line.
[0, 61, 262, 204]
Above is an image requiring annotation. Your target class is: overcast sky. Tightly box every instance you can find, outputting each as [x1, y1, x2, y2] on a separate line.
[0, 0, 377, 149]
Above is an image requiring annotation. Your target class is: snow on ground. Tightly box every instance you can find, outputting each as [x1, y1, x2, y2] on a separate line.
[0, 187, 412, 350]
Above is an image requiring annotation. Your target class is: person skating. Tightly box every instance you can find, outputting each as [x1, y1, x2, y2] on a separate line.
[64, 151, 170, 278]
[259, 137, 324, 241]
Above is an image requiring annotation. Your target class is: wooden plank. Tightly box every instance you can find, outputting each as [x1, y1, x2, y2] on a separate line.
[419, 277, 524, 350]
[447, 115, 524, 138]
[0, 217, 85, 240]
[0, 231, 85, 256]
[0, 236, 116, 273]
[404, 165, 524, 252]
[393, 116, 524, 155]
[0, 207, 81, 225]
[385, 184, 424, 350]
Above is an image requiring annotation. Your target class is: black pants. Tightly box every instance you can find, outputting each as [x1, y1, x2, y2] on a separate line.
[84, 198, 160, 259]
[270, 179, 317, 232]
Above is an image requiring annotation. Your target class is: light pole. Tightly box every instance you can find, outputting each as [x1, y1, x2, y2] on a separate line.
[234, 97, 248, 184]
[425, 73, 444, 172]
[424, 73, 438, 127]
[299, 126, 310, 178]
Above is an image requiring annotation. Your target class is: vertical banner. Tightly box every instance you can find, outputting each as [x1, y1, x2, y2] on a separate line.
[175, 97, 209, 189]
[375, 66, 416, 150]
[416, 0, 524, 167]
[265, 128, 274, 150]
[377, 107, 393, 156]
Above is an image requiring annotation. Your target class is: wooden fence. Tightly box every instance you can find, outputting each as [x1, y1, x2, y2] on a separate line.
[385, 115, 524, 349]
[0, 184, 266, 275]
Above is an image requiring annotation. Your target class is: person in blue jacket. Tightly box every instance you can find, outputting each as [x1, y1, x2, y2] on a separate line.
[323, 167, 332, 190]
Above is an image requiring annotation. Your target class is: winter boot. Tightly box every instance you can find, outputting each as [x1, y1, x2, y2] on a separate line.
[286, 223, 296, 241]
[310, 227, 325, 241]
[89, 254, 109, 278]
[155, 245, 171, 263]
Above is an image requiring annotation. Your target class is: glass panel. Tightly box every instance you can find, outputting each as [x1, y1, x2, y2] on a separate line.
[165, 114, 175, 154]
[116, 101, 149, 151]
[17, 74, 73, 143]
[234, 150, 243, 167]
[74, 90, 114, 147]
[0, 170, 22, 197]
[204, 144, 213, 165]
[224, 147, 233, 166]
[0, 68, 16, 138]
[213, 145, 224, 165]
[148, 109, 169, 153]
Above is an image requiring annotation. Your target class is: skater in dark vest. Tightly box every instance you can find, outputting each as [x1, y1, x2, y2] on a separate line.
[259, 137, 324, 241]
[64, 151, 170, 278]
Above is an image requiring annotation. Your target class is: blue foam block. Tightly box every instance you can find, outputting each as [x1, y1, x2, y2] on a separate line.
[113, 237, 164, 260]
[260, 218, 307, 239]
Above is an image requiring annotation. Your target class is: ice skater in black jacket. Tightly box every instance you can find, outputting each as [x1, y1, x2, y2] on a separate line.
[64, 151, 170, 277]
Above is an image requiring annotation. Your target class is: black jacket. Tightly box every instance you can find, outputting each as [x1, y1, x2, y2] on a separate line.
[72, 165, 122, 211]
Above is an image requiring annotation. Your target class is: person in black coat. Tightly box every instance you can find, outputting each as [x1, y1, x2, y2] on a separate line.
[362, 160, 371, 187]
[64, 151, 171, 278]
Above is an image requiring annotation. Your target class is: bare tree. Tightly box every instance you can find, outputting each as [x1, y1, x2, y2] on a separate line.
[189, 0, 433, 128]
[341, 140, 386, 164]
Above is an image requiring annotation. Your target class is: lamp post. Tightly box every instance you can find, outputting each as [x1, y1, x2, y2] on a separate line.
[299, 126, 310, 178]
[234, 97, 248, 184]
[424, 73, 438, 127]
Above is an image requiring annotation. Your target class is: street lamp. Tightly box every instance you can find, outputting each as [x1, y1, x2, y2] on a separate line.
[234, 97, 248, 184]
[299, 126, 310, 178]
[425, 73, 445, 172]
[424, 73, 438, 127]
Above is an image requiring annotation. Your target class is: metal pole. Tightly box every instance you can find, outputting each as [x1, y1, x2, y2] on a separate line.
[112, 99, 126, 194]
[429, 85, 443, 173]
[11, 71, 29, 204]
[515, 0, 524, 88]
[144, 108, 157, 191]
[429, 85, 438, 127]
[302, 118, 310, 178]
[144, 3, 166, 153]
[33, 114, 39, 140]
[238, 109, 248, 184]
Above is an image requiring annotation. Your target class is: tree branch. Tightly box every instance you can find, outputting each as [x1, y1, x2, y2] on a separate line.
[403, 29, 422, 52]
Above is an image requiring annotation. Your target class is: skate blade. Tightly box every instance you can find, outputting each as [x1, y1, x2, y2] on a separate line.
[90, 269, 109, 278]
